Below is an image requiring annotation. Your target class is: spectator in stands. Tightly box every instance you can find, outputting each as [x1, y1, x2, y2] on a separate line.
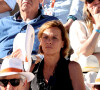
[0, 58, 34, 90]
[0, 0, 58, 59]
[30, 20, 85, 90]
[69, 0, 100, 72]
[41, 0, 84, 32]
[0, 0, 16, 18]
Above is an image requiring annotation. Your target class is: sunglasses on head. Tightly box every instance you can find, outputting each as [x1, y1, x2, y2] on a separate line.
[0, 79, 21, 87]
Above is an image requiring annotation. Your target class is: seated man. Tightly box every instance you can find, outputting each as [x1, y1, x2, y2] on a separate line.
[0, 0, 58, 58]
[0, 0, 16, 18]
[0, 58, 34, 90]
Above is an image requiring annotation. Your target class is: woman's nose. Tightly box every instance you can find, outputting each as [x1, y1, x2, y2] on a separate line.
[47, 38, 52, 44]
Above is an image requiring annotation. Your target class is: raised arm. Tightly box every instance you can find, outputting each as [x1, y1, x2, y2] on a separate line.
[69, 20, 100, 58]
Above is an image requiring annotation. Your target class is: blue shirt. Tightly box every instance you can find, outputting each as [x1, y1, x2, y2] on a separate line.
[42, 0, 84, 24]
[0, 0, 16, 18]
[0, 10, 58, 58]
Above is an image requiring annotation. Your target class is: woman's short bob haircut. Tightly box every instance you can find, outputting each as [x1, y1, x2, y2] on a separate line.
[38, 20, 70, 57]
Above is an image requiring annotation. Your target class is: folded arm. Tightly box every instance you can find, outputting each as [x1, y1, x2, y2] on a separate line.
[0, 0, 12, 13]
[69, 20, 100, 57]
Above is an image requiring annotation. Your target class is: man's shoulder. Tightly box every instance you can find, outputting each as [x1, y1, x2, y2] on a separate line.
[0, 16, 14, 22]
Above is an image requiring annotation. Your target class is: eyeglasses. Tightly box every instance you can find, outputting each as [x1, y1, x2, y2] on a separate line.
[0, 79, 21, 87]
[86, 0, 94, 3]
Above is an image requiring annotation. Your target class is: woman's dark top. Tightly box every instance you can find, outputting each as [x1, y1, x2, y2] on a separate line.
[30, 57, 73, 90]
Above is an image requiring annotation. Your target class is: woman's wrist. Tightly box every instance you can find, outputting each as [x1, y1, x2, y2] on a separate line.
[67, 15, 77, 21]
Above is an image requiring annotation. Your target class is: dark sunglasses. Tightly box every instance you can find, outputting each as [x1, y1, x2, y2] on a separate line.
[87, 0, 100, 3]
[94, 85, 100, 89]
[0, 79, 21, 87]
[86, 0, 94, 3]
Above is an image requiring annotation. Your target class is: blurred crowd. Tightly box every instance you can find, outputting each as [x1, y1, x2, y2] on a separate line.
[0, 0, 100, 90]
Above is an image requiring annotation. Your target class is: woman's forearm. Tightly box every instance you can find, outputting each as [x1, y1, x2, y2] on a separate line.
[77, 30, 99, 56]
[0, 1, 12, 13]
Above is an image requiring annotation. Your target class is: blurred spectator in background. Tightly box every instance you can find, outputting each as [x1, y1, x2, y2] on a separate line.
[41, 0, 84, 32]
[69, 0, 100, 72]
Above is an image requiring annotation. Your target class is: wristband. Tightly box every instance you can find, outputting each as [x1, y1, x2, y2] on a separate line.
[67, 15, 77, 21]
[95, 29, 100, 33]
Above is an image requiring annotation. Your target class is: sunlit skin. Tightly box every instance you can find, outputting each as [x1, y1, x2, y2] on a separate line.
[17, 0, 39, 12]
[87, 0, 100, 15]
[75, 0, 100, 59]
[16, 0, 42, 21]
[40, 27, 64, 56]
[39, 27, 64, 83]
[87, 0, 100, 25]
[0, 74, 26, 90]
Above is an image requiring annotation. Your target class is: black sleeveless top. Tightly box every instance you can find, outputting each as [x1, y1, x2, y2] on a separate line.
[31, 57, 73, 90]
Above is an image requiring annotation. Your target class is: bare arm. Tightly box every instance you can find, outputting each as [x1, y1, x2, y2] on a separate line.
[78, 8, 100, 56]
[64, 0, 83, 32]
[69, 20, 100, 57]
[77, 30, 99, 56]
[64, 19, 74, 33]
[0, 0, 12, 13]
[69, 61, 86, 90]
